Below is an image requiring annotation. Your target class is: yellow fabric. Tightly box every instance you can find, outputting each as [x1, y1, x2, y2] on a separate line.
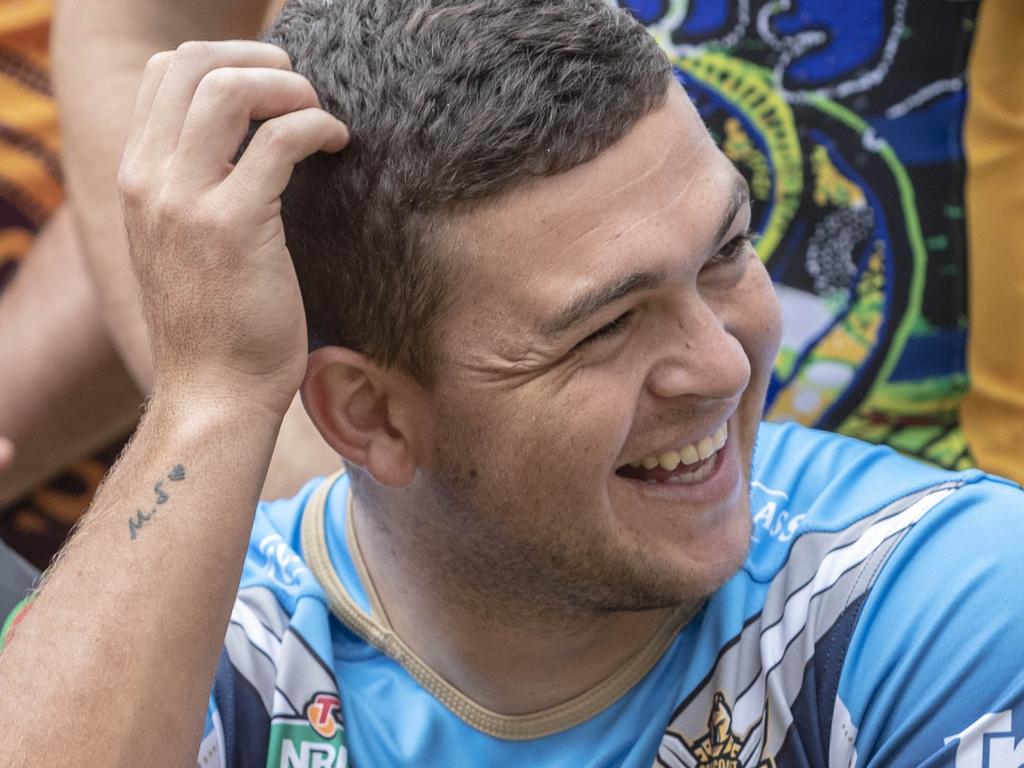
[962, 0, 1024, 484]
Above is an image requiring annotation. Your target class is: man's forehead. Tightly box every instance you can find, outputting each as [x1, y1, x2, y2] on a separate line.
[447, 84, 737, 323]
[465, 87, 711, 244]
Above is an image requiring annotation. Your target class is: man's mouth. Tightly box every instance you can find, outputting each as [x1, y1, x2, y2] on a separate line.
[617, 423, 728, 484]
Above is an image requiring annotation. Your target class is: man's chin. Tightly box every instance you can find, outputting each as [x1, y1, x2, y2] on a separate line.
[583, 521, 751, 615]
[642, 511, 752, 608]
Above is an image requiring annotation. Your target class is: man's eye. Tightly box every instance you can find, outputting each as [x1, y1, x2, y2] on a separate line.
[574, 311, 633, 350]
[709, 229, 756, 267]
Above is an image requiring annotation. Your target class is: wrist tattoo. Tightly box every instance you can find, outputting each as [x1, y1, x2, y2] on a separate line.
[128, 464, 186, 541]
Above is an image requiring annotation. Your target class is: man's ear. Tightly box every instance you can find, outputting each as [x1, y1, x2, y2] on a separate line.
[300, 347, 424, 487]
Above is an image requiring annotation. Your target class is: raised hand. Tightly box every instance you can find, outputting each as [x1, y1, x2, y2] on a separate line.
[117, 41, 349, 417]
[0, 40, 351, 768]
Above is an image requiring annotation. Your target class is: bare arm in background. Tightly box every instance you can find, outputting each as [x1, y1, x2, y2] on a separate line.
[0, 208, 140, 506]
[0, 42, 348, 765]
[49, 0, 336, 500]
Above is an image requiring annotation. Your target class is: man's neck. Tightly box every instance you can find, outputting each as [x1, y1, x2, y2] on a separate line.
[350, 495, 681, 716]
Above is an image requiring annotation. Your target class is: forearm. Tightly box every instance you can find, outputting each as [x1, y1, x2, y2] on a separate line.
[0, 394, 281, 766]
[52, 0, 273, 387]
[0, 40, 351, 760]
[0, 206, 331, 503]
[0, 207, 141, 506]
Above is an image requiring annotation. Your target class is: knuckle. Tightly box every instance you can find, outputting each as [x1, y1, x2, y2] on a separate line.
[175, 40, 212, 64]
[116, 163, 146, 202]
[257, 120, 293, 151]
[196, 68, 240, 104]
[154, 189, 194, 226]
[145, 50, 173, 73]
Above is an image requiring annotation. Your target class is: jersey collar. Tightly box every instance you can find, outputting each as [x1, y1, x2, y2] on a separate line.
[301, 471, 697, 740]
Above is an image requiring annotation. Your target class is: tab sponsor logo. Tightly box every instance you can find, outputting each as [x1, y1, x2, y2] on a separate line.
[306, 693, 342, 739]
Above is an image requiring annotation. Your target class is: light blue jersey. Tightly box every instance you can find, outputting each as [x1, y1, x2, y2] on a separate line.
[198, 422, 1024, 767]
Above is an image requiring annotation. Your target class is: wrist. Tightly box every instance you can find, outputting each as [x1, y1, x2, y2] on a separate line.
[150, 364, 301, 427]
[145, 385, 289, 443]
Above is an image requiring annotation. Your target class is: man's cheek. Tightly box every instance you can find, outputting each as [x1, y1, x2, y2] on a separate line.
[562, 413, 626, 481]
[515, 418, 597, 484]
[748, 268, 783, 364]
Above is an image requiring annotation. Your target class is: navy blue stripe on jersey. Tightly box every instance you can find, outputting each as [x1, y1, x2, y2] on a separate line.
[212, 649, 271, 768]
[773, 592, 868, 767]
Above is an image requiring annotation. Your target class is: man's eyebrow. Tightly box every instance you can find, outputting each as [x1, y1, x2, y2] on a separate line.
[538, 177, 750, 339]
[539, 269, 666, 337]
[710, 177, 752, 250]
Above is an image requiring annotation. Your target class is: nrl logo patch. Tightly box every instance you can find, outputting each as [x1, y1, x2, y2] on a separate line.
[675, 692, 774, 768]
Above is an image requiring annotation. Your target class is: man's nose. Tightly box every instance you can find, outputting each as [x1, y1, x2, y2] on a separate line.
[645, 304, 751, 402]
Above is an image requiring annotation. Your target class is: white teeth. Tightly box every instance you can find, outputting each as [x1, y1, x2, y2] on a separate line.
[630, 422, 729, 477]
[658, 451, 681, 471]
[680, 444, 700, 465]
[696, 436, 714, 461]
[665, 457, 717, 484]
[713, 424, 727, 450]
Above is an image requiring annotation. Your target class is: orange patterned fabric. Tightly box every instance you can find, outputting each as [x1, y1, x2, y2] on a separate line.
[0, 0, 124, 570]
[0, 0, 61, 266]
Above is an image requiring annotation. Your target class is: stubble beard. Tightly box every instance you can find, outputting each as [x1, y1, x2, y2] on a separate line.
[413, 430, 752, 628]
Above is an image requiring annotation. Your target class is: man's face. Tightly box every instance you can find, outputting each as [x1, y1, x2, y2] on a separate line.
[415, 83, 782, 613]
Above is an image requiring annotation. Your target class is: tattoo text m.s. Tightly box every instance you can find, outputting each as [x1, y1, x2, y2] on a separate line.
[128, 464, 186, 541]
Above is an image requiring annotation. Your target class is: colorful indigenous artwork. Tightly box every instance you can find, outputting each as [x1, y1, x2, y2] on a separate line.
[623, 0, 978, 469]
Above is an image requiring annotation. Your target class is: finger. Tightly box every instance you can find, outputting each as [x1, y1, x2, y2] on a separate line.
[223, 108, 349, 204]
[125, 51, 174, 151]
[171, 68, 322, 188]
[139, 40, 293, 158]
[0, 437, 14, 473]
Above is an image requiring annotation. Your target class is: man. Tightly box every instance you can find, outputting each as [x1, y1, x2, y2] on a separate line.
[1, 1, 1022, 766]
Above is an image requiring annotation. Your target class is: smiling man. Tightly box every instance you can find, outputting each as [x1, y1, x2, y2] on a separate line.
[1, 1, 1023, 767]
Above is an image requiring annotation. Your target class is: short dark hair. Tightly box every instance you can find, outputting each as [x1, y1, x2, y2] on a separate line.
[264, 0, 671, 382]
